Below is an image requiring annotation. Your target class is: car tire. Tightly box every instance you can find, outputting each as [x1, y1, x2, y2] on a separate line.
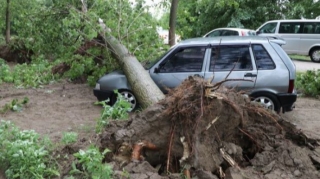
[250, 93, 280, 113]
[310, 48, 320, 63]
[111, 89, 138, 111]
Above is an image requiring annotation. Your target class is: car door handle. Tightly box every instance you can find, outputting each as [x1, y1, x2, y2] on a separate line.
[244, 73, 257, 77]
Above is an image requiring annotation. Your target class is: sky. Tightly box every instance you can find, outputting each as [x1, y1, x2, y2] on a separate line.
[129, 0, 166, 19]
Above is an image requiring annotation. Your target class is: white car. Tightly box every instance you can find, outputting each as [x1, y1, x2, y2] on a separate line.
[204, 28, 256, 37]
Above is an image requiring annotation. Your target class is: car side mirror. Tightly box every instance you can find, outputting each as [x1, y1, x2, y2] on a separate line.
[256, 30, 261, 35]
[154, 67, 160, 73]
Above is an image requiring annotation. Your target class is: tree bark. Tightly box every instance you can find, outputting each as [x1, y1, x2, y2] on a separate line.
[169, 0, 179, 47]
[5, 0, 11, 44]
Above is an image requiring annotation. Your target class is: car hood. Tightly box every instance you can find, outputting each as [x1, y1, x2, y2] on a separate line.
[98, 70, 125, 83]
[106, 70, 125, 75]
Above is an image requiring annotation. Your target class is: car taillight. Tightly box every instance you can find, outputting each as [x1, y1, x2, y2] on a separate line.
[288, 80, 294, 93]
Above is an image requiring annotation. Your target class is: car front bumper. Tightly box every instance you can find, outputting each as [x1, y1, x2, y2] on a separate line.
[93, 83, 113, 102]
[93, 89, 113, 102]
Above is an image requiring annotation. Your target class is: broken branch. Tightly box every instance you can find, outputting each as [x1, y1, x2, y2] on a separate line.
[206, 116, 220, 130]
[220, 148, 240, 169]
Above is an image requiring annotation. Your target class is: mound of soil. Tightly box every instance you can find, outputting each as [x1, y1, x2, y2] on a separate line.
[92, 77, 320, 179]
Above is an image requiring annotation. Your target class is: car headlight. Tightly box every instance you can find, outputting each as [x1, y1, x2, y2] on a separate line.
[95, 83, 100, 90]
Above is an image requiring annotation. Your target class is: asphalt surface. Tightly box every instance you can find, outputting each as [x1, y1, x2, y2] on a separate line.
[293, 59, 320, 72]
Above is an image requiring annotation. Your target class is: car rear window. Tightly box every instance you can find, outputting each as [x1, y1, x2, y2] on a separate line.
[252, 44, 276, 70]
[270, 42, 296, 76]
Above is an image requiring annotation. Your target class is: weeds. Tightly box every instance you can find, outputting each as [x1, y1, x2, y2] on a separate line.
[0, 97, 29, 114]
[95, 91, 131, 133]
[70, 145, 113, 179]
[61, 132, 78, 145]
[0, 120, 59, 178]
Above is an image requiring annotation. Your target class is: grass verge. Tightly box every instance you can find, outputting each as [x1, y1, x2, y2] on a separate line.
[289, 54, 310, 61]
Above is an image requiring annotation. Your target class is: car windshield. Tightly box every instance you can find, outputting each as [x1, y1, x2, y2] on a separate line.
[144, 48, 174, 70]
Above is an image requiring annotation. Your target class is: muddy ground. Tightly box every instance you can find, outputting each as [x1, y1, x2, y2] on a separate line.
[0, 80, 101, 141]
[1, 80, 320, 179]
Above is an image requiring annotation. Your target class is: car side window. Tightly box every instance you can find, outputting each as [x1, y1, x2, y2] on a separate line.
[259, 22, 277, 34]
[221, 30, 239, 36]
[210, 45, 253, 71]
[206, 30, 221, 37]
[158, 47, 205, 73]
[252, 44, 275, 70]
[302, 22, 320, 34]
[279, 22, 301, 34]
[315, 23, 320, 34]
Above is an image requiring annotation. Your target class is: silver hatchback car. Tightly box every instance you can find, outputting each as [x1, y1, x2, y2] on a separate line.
[94, 36, 297, 113]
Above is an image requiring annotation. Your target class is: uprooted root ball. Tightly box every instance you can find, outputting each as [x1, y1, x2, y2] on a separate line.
[97, 76, 319, 179]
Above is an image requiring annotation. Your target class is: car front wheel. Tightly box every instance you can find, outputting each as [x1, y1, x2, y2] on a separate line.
[112, 89, 138, 111]
[310, 48, 320, 63]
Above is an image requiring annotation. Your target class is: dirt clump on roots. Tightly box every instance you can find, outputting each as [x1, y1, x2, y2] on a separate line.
[59, 76, 320, 179]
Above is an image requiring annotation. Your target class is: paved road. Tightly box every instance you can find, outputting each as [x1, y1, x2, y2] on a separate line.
[293, 59, 320, 72]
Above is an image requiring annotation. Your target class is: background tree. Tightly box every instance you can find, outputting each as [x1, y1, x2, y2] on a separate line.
[5, 0, 10, 44]
[168, 0, 178, 46]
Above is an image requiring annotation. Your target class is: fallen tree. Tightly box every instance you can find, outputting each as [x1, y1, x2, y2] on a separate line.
[78, 0, 165, 108]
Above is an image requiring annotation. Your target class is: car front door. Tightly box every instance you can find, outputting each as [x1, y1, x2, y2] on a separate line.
[257, 22, 278, 35]
[203, 45, 257, 91]
[149, 46, 208, 92]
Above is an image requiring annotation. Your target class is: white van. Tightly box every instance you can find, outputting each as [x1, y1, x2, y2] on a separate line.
[256, 19, 320, 62]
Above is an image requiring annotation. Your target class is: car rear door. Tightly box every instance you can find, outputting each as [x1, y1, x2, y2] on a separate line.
[203, 45, 257, 91]
[221, 30, 239, 36]
[253, 43, 291, 93]
[299, 22, 320, 55]
[149, 46, 208, 92]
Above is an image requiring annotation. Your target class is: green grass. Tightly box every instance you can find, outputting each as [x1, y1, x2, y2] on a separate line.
[289, 54, 310, 61]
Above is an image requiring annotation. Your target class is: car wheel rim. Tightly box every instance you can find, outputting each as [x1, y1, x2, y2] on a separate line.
[120, 91, 136, 110]
[312, 50, 320, 62]
[253, 96, 274, 110]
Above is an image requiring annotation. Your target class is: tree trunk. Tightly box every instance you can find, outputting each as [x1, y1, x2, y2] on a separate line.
[169, 0, 179, 47]
[5, 0, 11, 44]
[80, 0, 87, 13]
[101, 30, 165, 107]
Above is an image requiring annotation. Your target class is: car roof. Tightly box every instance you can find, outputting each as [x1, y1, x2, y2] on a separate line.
[178, 36, 283, 46]
[265, 19, 320, 23]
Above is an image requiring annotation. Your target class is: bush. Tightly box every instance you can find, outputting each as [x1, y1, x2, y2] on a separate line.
[296, 70, 320, 97]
